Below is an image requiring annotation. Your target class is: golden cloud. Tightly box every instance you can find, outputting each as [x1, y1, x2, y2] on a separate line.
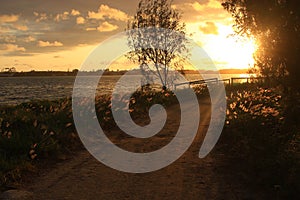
[38, 41, 63, 47]
[199, 21, 219, 35]
[14, 24, 28, 31]
[0, 44, 25, 52]
[76, 16, 85, 24]
[172, 0, 227, 23]
[24, 36, 36, 43]
[97, 21, 118, 32]
[0, 14, 19, 23]
[33, 12, 48, 22]
[88, 4, 128, 21]
[71, 9, 80, 16]
[54, 12, 69, 22]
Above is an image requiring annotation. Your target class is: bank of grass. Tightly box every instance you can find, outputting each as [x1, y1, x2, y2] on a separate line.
[0, 89, 179, 189]
[219, 84, 299, 199]
[0, 84, 299, 198]
[0, 98, 78, 188]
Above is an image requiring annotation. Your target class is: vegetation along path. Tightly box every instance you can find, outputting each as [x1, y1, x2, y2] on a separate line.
[17, 98, 267, 200]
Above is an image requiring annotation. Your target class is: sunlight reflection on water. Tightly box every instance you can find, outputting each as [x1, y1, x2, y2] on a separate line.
[0, 74, 242, 105]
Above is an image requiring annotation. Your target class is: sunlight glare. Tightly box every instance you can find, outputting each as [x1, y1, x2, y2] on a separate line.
[206, 25, 257, 69]
[188, 23, 258, 70]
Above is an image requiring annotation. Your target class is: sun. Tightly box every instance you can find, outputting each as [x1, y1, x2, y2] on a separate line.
[204, 25, 258, 69]
[187, 23, 258, 70]
[208, 27, 257, 69]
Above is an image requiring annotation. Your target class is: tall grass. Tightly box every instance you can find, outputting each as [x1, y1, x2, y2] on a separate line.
[0, 89, 179, 189]
[0, 98, 80, 188]
[221, 84, 299, 199]
[0, 84, 298, 199]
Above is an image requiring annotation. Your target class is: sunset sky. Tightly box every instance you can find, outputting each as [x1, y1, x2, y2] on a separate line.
[0, 0, 257, 72]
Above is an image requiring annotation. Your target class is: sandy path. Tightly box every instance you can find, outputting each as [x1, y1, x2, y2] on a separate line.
[25, 98, 260, 200]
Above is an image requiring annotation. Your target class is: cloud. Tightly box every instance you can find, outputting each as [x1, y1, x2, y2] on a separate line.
[54, 12, 69, 22]
[24, 36, 36, 43]
[38, 40, 63, 47]
[86, 27, 96, 31]
[14, 24, 28, 31]
[71, 9, 80, 16]
[97, 21, 118, 32]
[191, 0, 220, 11]
[76, 16, 85, 24]
[199, 22, 219, 34]
[0, 44, 25, 52]
[88, 4, 128, 21]
[0, 14, 19, 23]
[172, 0, 227, 22]
[0, 35, 16, 43]
[33, 12, 48, 22]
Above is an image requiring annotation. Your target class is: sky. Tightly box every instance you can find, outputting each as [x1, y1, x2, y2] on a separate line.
[0, 0, 257, 72]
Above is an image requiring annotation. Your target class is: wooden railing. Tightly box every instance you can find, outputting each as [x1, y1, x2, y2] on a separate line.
[174, 77, 265, 90]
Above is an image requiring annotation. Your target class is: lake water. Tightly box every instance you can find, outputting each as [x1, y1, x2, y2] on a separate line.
[0, 74, 245, 105]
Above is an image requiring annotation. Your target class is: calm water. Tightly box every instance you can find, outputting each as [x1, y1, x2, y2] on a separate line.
[0, 74, 244, 105]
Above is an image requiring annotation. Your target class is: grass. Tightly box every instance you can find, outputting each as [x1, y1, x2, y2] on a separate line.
[0, 98, 79, 188]
[219, 84, 299, 199]
[0, 89, 179, 189]
[0, 83, 299, 199]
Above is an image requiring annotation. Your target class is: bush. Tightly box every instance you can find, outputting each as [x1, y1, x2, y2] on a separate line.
[0, 89, 181, 188]
[0, 98, 77, 188]
[221, 86, 299, 199]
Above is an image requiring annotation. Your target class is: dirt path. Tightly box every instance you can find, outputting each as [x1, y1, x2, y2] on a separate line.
[24, 99, 262, 200]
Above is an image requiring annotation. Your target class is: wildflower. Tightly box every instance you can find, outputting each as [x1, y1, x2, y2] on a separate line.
[65, 123, 72, 128]
[230, 102, 236, 109]
[33, 120, 38, 127]
[272, 111, 279, 117]
[130, 98, 136, 104]
[129, 109, 134, 113]
[29, 149, 37, 160]
[104, 117, 110, 122]
[70, 132, 77, 138]
[30, 154, 37, 160]
[7, 131, 12, 139]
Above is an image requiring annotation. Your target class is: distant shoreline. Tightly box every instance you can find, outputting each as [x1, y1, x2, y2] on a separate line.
[0, 68, 248, 77]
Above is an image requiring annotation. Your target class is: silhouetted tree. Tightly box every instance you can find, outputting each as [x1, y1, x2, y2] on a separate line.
[222, 0, 300, 93]
[126, 0, 189, 89]
[222, 0, 300, 125]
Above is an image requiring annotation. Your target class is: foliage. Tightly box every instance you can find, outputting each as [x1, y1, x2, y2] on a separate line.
[0, 98, 79, 188]
[0, 89, 181, 188]
[221, 86, 299, 199]
[222, 0, 300, 92]
[126, 0, 189, 88]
